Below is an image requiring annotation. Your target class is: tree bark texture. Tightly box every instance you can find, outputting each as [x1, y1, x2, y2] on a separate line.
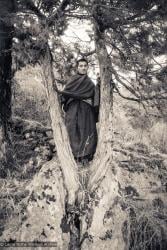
[40, 46, 79, 205]
[78, 24, 127, 250]
[88, 26, 114, 191]
[0, 0, 14, 169]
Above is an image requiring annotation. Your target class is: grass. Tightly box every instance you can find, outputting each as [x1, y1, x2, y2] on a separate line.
[127, 205, 166, 250]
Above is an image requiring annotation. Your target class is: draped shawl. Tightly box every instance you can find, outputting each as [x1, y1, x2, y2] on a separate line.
[60, 73, 99, 160]
[60, 73, 95, 100]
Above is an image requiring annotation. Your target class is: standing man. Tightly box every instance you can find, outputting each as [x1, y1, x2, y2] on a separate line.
[60, 58, 100, 164]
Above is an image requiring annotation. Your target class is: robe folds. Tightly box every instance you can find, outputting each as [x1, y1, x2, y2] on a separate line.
[60, 73, 100, 160]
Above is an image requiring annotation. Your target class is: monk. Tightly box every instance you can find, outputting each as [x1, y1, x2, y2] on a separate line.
[60, 58, 100, 163]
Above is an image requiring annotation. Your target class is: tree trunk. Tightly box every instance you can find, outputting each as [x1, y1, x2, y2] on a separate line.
[40, 46, 79, 205]
[88, 26, 114, 191]
[77, 24, 127, 250]
[39, 29, 126, 248]
[0, 0, 15, 173]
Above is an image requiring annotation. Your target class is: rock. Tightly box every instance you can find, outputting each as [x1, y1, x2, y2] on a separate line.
[1, 158, 69, 249]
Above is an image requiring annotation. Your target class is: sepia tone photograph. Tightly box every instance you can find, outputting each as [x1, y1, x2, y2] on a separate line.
[0, 0, 167, 249]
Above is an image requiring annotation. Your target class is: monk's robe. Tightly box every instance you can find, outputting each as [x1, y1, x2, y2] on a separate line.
[60, 73, 100, 160]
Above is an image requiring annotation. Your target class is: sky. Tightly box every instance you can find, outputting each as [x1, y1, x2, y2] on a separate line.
[62, 20, 93, 46]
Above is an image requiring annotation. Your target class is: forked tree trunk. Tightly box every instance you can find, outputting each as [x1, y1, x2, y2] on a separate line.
[40, 33, 126, 248]
[3, 34, 126, 249]
[40, 37, 114, 196]
[40, 32, 115, 200]
[0, 0, 14, 172]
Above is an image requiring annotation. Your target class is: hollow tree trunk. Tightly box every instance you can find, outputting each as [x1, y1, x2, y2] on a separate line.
[0, 0, 14, 172]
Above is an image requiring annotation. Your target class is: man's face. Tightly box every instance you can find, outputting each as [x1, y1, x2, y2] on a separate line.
[77, 61, 88, 75]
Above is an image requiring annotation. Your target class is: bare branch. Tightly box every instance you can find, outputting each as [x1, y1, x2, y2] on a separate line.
[111, 67, 140, 99]
[65, 13, 92, 19]
[80, 49, 96, 57]
[114, 86, 140, 102]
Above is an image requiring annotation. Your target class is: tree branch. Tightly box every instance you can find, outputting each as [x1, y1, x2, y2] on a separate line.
[47, 0, 71, 26]
[114, 86, 140, 102]
[111, 67, 141, 99]
[65, 13, 92, 19]
[19, 0, 45, 19]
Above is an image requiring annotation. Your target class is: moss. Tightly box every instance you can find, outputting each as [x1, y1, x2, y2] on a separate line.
[43, 185, 52, 190]
[100, 230, 113, 240]
[44, 169, 53, 179]
[103, 207, 114, 222]
[41, 191, 56, 202]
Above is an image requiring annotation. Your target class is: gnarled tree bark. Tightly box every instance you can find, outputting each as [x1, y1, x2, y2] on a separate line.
[0, 0, 15, 173]
[88, 25, 115, 192]
[40, 46, 79, 205]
